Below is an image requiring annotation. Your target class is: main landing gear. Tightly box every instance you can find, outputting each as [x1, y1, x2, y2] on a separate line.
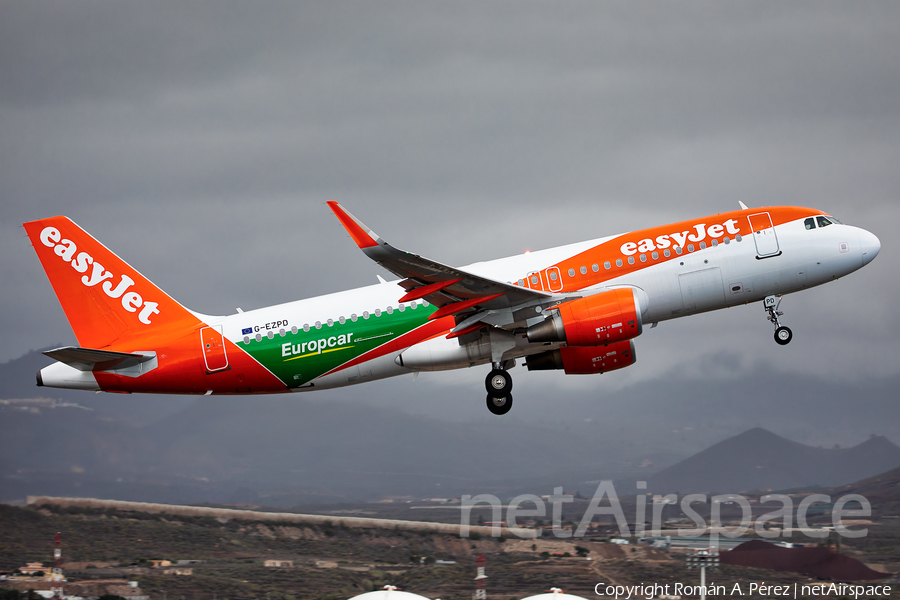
[485, 364, 513, 415]
[764, 295, 793, 346]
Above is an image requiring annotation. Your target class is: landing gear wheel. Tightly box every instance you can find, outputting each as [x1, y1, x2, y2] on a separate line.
[486, 393, 513, 416]
[485, 368, 513, 395]
[774, 326, 793, 346]
[764, 295, 792, 346]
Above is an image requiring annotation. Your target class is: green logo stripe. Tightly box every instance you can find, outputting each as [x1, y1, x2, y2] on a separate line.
[242, 306, 436, 387]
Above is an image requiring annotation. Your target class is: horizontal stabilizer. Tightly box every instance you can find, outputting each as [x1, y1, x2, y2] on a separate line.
[43, 346, 154, 372]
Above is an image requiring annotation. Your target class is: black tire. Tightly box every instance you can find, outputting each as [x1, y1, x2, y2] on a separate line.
[485, 368, 513, 395]
[486, 393, 513, 416]
[774, 326, 793, 345]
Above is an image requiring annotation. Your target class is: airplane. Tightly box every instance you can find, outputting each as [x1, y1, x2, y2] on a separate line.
[24, 202, 880, 415]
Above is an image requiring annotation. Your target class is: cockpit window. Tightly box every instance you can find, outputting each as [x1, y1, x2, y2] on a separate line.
[817, 216, 833, 228]
[827, 215, 843, 224]
[804, 217, 816, 230]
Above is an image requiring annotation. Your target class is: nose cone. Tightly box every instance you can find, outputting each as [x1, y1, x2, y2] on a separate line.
[859, 229, 881, 266]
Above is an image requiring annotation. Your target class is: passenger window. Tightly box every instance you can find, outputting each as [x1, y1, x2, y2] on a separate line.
[817, 216, 832, 228]
[580, 266, 587, 274]
[604, 261, 611, 269]
[549, 271, 558, 281]
[592, 264, 599, 272]
[804, 217, 816, 230]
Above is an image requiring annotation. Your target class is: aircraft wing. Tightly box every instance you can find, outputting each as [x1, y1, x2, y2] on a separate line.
[327, 202, 557, 331]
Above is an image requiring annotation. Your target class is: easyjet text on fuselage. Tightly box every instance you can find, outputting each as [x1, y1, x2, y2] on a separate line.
[619, 218, 742, 256]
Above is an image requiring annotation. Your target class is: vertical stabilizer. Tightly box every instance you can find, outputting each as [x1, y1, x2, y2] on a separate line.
[23, 216, 200, 349]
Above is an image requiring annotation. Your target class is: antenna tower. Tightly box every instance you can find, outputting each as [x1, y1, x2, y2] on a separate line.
[473, 554, 487, 599]
[53, 532, 62, 575]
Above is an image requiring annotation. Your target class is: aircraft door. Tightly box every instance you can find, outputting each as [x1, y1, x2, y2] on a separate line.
[525, 271, 545, 291]
[200, 326, 229, 372]
[545, 266, 563, 292]
[747, 212, 780, 258]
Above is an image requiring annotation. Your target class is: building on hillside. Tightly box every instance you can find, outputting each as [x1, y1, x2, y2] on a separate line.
[164, 568, 193, 575]
[264, 560, 293, 567]
[10, 563, 65, 582]
[106, 584, 149, 600]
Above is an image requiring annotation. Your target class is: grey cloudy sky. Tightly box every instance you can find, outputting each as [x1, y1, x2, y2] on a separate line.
[2, 2, 898, 410]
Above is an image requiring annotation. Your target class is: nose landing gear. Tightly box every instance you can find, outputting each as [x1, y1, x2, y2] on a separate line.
[486, 392, 513, 415]
[764, 295, 792, 345]
[485, 363, 513, 415]
[485, 367, 512, 395]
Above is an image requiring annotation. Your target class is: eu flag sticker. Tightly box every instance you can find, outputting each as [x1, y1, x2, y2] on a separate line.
[241, 327, 253, 335]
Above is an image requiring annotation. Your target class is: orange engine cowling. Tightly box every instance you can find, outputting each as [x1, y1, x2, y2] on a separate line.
[525, 339, 637, 375]
[526, 287, 643, 346]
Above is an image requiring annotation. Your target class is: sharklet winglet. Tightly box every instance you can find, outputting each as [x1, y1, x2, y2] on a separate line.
[326, 201, 380, 249]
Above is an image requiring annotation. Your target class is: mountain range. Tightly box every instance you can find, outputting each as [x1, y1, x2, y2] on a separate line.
[648, 427, 900, 494]
[3, 348, 900, 505]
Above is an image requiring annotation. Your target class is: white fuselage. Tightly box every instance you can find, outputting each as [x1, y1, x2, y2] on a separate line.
[200, 215, 876, 390]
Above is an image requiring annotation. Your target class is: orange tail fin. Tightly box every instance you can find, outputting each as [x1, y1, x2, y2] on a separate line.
[23, 216, 199, 349]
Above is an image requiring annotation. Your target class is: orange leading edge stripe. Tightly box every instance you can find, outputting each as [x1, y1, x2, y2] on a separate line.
[326, 201, 379, 249]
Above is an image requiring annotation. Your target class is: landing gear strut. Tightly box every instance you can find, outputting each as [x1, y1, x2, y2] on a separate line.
[485, 363, 513, 415]
[764, 295, 792, 346]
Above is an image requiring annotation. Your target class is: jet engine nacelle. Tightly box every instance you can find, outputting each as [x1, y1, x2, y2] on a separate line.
[526, 287, 644, 346]
[525, 339, 636, 375]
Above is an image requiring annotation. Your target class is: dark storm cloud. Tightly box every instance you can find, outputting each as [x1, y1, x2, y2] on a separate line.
[2, 0, 897, 391]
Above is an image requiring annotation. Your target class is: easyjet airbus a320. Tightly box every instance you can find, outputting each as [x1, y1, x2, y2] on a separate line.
[25, 203, 879, 415]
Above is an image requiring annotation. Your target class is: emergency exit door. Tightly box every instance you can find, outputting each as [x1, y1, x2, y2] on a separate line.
[200, 326, 229, 372]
